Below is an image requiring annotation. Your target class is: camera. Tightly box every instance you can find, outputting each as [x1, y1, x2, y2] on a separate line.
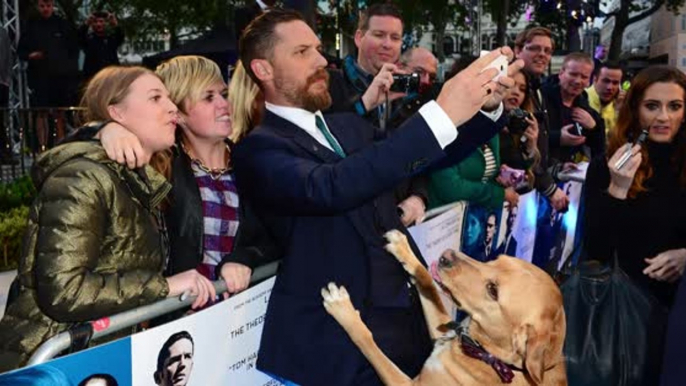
[390, 73, 420, 94]
[572, 122, 584, 136]
[506, 108, 532, 135]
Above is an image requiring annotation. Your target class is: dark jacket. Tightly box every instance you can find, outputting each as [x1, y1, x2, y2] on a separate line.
[78, 24, 124, 79]
[528, 74, 557, 197]
[164, 142, 281, 276]
[235, 110, 491, 385]
[541, 81, 606, 164]
[18, 15, 79, 78]
[0, 142, 170, 371]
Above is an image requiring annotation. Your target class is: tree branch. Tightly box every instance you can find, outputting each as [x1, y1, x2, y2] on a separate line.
[627, 0, 666, 25]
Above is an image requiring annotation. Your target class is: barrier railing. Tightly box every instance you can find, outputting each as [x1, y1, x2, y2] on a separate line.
[26, 260, 280, 367]
[1, 107, 84, 182]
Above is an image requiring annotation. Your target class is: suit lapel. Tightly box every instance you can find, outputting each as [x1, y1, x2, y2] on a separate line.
[263, 111, 341, 163]
[326, 114, 368, 154]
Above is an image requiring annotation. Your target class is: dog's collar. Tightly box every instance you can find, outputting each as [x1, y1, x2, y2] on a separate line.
[439, 321, 524, 384]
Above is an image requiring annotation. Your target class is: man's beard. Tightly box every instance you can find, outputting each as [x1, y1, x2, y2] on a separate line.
[276, 69, 332, 112]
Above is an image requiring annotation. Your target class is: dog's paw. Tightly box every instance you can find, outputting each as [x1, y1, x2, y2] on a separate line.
[384, 230, 420, 273]
[322, 282, 360, 327]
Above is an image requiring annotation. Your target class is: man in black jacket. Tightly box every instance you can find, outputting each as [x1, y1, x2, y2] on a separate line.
[18, 0, 79, 146]
[78, 11, 124, 81]
[541, 52, 605, 168]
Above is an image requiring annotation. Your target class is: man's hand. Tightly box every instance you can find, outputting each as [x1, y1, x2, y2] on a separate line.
[437, 47, 520, 127]
[28, 51, 44, 60]
[482, 47, 524, 112]
[220, 262, 252, 296]
[398, 195, 426, 227]
[560, 124, 586, 147]
[549, 187, 569, 211]
[571, 108, 596, 130]
[360, 63, 405, 112]
[108, 13, 118, 26]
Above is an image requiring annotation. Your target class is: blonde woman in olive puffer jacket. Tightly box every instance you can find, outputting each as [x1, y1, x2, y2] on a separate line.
[0, 66, 217, 372]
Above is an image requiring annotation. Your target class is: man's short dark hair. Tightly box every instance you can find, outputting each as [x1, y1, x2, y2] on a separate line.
[155, 331, 194, 375]
[357, 3, 403, 32]
[239, 8, 305, 87]
[594, 60, 623, 78]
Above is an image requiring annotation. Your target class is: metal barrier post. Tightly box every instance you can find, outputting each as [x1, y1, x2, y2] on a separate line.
[27, 260, 280, 366]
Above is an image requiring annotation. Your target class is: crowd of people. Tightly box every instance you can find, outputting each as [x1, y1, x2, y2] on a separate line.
[0, 1, 685, 385]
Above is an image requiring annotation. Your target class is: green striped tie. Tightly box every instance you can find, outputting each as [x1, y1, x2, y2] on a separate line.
[315, 115, 346, 158]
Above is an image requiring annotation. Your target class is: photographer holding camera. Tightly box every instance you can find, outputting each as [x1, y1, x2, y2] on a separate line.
[78, 10, 124, 80]
[326, 4, 506, 225]
[499, 70, 540, 193]
[541, 52, 605, 169]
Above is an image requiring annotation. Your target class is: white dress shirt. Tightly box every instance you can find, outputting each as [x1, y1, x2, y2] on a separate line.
[264, 101, 503, 152]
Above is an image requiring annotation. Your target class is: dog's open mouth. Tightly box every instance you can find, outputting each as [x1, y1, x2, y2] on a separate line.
[430, 261, 463, 309]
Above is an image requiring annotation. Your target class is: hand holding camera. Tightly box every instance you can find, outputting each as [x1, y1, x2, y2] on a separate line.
[360, 63, 406, 112]
[571, 107, 596, 130]
[560, 123, 586, 147]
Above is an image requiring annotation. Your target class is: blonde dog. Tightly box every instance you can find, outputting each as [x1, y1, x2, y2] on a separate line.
[322, 230, 567, 385]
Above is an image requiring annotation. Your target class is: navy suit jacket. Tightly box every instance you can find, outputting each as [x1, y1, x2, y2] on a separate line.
[233, 109, 499, 385]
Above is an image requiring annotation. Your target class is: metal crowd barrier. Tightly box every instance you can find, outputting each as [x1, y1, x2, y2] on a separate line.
[1, 107, 84, 182]
[27, 260, 280, 367]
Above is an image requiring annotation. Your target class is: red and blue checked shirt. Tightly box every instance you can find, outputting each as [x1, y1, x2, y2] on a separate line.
[190, 163, 239, 280]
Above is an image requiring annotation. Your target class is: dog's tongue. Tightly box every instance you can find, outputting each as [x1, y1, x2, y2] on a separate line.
[430, 261, 442, 283]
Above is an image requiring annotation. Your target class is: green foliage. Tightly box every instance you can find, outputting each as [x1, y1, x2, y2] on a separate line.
[0, 206, 29, 271]
[0, 176, 36, 213]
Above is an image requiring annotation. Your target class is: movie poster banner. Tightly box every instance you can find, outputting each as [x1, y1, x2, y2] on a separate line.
[131, 277, 280, 386]
[0, 278, 279, 386]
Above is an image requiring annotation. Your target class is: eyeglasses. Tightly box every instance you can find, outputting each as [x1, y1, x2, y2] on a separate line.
[524, 44, 553, 55]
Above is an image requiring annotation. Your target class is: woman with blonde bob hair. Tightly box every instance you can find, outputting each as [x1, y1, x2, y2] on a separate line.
[0, 66, 215, 371]
[96, 56, 279, 294]
[585, 65, 686, 383]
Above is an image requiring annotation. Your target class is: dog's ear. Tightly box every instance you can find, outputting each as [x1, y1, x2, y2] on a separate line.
[512, 323, 548, 385]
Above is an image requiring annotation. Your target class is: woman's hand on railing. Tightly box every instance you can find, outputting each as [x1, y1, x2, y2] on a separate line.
[97, 121, 150, 169]
[166, 270, 217, 309]
[220, 263, 252, 298]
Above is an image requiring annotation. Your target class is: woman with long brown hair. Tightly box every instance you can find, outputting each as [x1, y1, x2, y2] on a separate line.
[584, 65, 686, 382]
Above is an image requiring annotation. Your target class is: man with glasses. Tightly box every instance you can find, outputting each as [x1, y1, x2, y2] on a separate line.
[514, 27, 570, 212]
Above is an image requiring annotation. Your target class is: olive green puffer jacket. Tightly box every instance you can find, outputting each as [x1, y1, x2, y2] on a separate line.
[0, 141, 171, 372]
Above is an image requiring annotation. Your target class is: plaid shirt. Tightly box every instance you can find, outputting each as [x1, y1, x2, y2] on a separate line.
[190, 163, 239, 280]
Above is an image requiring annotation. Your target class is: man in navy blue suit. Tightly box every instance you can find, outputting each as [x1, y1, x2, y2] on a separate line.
[233, 9, 522, 386]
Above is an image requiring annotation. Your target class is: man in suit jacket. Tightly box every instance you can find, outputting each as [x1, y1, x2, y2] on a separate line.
[234, 9, 521, 386]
